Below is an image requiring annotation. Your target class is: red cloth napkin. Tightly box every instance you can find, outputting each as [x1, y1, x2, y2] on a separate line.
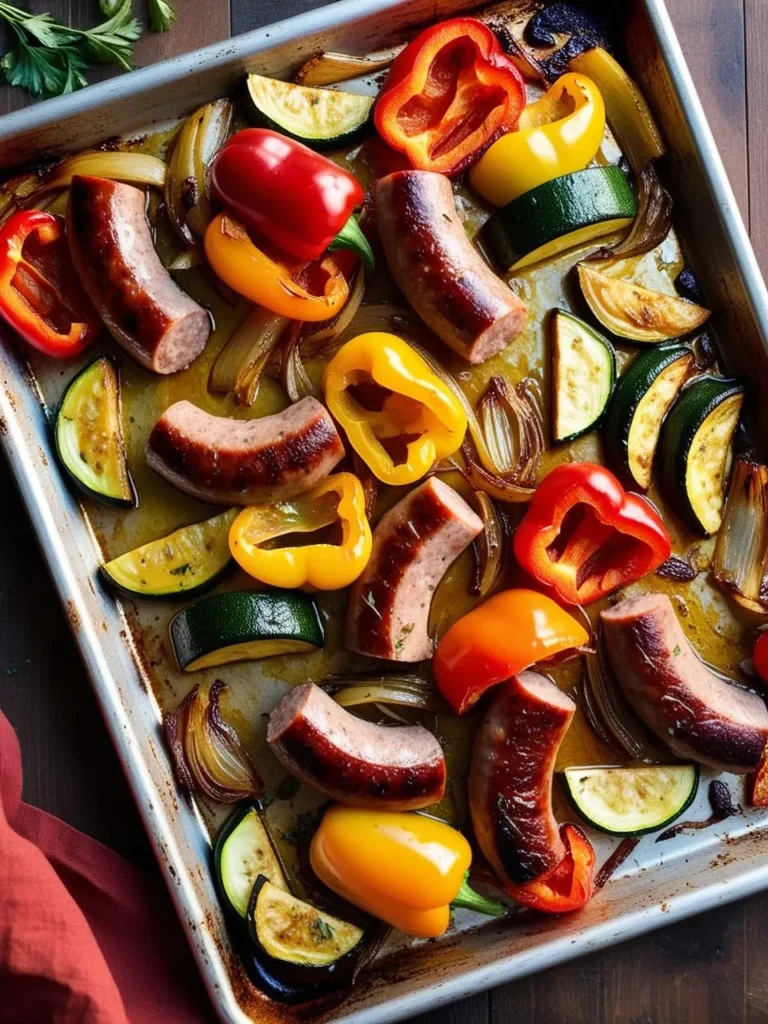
[0, 710, 217, 1024]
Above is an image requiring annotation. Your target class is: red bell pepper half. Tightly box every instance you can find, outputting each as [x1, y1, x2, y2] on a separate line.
[513, 463, 672, 606]
[505, 824, 595, 913]
[210, 128, 373, 271]
[374, 18, 526, 176]
[0, 210, 100, 359]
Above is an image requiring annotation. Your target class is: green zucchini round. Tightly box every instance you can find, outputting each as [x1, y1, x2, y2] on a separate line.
[244, 74, 374, 150]
[55, 354, 137, 509]
[563, 764, 700, 836]
[658, 376, 745, 535]
[604, 344, 694, 490]
[170, 590, 324, 671]
[481, 167, 636, 272]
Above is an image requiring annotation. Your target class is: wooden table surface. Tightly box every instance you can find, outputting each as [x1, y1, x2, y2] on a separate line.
[1, 1, 767, 1022]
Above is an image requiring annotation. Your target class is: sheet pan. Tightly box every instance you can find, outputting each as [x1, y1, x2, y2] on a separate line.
[1, 2, 768, 1021]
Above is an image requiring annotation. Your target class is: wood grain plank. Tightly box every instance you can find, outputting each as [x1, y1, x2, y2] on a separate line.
[745, 0, 768, 272]
[664, 0, 749, 225]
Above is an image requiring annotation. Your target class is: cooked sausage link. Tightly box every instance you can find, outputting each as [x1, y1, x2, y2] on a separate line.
[67, 175, 210, 374]
[146, 397, 345, 504]
[375, 170, 527, 364]
[267, 682, 446, 810]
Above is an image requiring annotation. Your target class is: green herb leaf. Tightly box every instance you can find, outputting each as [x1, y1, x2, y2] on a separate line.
[149, 0, 176, 32]
[84, 0, 142, 71]
[311, 916, 334, 941]
[98, 0, 124, 15]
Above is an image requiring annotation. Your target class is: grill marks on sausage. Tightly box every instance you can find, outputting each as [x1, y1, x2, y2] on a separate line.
[146, 397, 345, 504]
[601, 594, 768, 773]
[67, 176, 210, 374]
[469, 672, 575, 886]
[375, 170, 527, 364]
[346, 477, 483, 661]
[267, 682, 446, 810]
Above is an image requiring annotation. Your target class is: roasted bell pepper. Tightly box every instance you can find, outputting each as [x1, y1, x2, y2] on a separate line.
[204, 212, 349, 322]
[309, 805, 506, 938]
[229, 472, 372, 590]
[434, 589, 589, 713]
[505, 824, 595, 913]
[513, 463, 672, 606]
[209, 128, 373, 270]
[469, 73, 606, 207]
[323, 332, 467, 486]
[0, 210, 101, 358]
[374, 18, 526, 176]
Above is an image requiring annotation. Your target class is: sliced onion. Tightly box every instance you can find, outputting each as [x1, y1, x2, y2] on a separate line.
[281, 322, 319, 402]
[470, 491, 506, 598]
[295, 51, 395, 86]
[166, 99, 233, 247]
[301, 268, 365, 354]
[209, 307, 290, 402]
[713, 459, 768, 614]
[588, 163, 672, 261]
[583, 631, 667, 762]
[164, 680, 262, 804]
[476, 375, 544, 489]
[26, 152, 168, 201]
[577, 678, 626, 758]
[323, 674, 446, 711]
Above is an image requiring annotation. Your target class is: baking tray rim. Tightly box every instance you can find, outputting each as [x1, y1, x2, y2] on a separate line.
[2, 1, 768, 1022]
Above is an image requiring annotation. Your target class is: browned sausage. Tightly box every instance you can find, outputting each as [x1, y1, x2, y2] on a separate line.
[346, 477, 483, 662]
[267, 682, 446, 810]
[601, 593, 768, 773]
[375, 170, 527, 364]
[469, 672, 575, 886]
[146, 397, 345, 504]
[67, 175, 210, 374]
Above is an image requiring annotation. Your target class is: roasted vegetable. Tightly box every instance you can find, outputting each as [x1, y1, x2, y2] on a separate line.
[101, 509, 237, 599]
[309, 806, 505, 938]
[713, 458, 768, 611]
[551, 308, 616, 443]
[578, 264, 710, 342]
[55, 355, 136, 509]
[215, 805, 288, 918]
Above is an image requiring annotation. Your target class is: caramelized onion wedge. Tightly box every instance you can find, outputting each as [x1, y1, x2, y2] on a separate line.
[166, 99, 233, 247]
[578, 264, 710, 343]
[295, 51, 395, 86]
[713, 458, 768, 613]
[164, 680, 262, 804]
[588, 164, 672, 261]
[209, 307, 290, 403]
[28, 152, 168, 201]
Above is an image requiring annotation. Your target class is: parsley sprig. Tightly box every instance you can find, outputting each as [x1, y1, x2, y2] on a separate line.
[0, 0, 177, 100]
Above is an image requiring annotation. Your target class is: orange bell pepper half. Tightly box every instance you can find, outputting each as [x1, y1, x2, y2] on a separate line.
[0, 210, 101, 358]
[513, 463, 672, 606]
[505, 824, 595, 914]
[374, 18, 526, 176]
[204, 212, 349, 321]
[433, 589, 589, 713]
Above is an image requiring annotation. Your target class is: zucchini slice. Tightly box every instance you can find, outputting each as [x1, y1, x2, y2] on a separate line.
[604, 344, 695, 490]
[247, 876, 363, 983]
[578, 264, 710, 343]
[563, 764, 699, 836]
[215, 805, 288, 918]
[551, 309, 616, 443]
[481, 167, 636, 272]
[244, 74, 374, 149]
[659, 376, 745, 535]
[170, 590, 324, 671]
[55, 354, 136, 508]
[100, 509, 237, 599]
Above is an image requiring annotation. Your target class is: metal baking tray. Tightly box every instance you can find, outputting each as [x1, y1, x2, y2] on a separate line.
[2, 1, 768, 1022]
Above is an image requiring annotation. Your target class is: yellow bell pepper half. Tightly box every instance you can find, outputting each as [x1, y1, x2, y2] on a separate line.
[469, 73, 606, 207]
[229, 472, 372, 591]
[309, 806, 506, 938]
[323, 332, 468, 487]
[204, 212, 349, 322]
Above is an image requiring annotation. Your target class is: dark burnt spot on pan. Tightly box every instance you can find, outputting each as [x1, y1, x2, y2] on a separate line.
[354, 487, 452, 657]
[65, 599, 81, 632]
